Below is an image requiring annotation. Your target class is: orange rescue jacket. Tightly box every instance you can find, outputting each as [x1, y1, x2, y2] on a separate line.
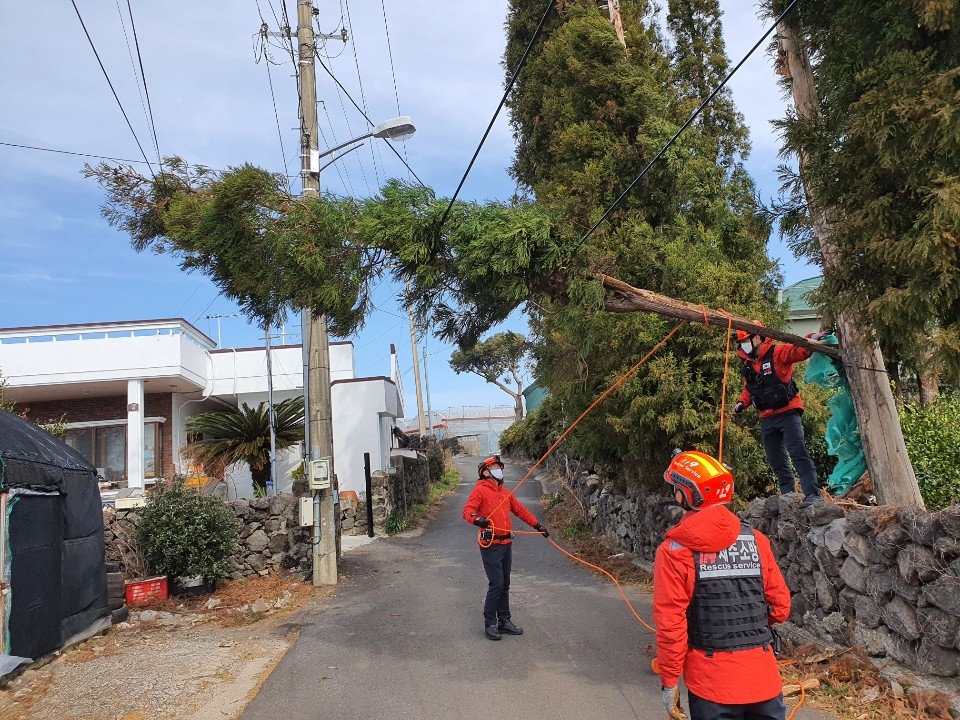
[736, 338, 812, 419]
[653, 504, 791, 704]
[462, 477, 539, 545]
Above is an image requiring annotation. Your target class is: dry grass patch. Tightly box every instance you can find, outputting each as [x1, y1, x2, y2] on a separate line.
[543, 485, 651, 588]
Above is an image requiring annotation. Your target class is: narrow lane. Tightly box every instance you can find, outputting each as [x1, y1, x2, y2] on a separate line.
[241, 457, 836, 720]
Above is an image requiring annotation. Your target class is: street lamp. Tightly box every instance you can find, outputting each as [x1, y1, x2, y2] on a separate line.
[301, 114, 416, 586]
[309, 116, 416, 176]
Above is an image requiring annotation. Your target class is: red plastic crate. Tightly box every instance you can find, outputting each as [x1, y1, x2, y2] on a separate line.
[125, 576, 169, 605]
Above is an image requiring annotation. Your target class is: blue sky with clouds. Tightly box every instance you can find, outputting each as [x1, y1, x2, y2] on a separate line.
[0, 1, 814, 416]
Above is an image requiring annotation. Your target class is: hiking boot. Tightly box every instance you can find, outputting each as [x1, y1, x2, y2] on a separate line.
[484, 625, 502, 641]
[498, 619, 523, 635]
[800, 493, 825, 509]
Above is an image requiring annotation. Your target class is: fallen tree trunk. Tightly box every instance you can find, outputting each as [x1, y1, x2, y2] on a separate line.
[596, 274, 841, 359]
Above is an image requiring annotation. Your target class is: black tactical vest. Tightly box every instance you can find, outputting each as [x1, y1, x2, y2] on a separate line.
[742, 347, 798, 411]
[686, 523, 773, 653]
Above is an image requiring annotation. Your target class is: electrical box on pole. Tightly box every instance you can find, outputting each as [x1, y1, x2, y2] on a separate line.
[298, 497, 314, 526]
[308, 457, 332, 490]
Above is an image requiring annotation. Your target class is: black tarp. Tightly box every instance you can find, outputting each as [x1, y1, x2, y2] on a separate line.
[0, 410, 109, 660]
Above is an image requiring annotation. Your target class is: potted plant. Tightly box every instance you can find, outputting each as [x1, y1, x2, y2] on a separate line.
[136, 478, 240, 596]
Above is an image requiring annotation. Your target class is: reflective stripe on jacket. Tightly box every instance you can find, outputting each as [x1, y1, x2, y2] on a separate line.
[462, 477, 539, 545]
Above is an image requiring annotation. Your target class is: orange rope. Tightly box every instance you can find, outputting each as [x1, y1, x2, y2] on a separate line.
[480, 320, 688, 527]
[716, 309, 734, 463]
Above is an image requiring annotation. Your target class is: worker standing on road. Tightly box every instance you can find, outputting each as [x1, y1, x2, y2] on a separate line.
[653, 450, 791, 720]
[733, 323, 827, 509]
[462, 455, 550, 641]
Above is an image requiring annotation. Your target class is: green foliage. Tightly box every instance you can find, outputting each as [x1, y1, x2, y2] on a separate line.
[426, 444, 445, 484]
[185, 397, 304, 493]
[499, 398, 566, 461]
[385, 513, 408, 535]
[899, 393, 960, 510]
[136, 479, 240, 582]
[768, 1, 960, 379]
[450, 332, 529, 419]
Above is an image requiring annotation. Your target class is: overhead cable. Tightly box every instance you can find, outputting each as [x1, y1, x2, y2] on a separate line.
[124, 0, 162, 168]
[315, 55, 426, 187]
[69, 0, 156, 176]
[438, 0, 556, 228]
[0, 141, 148, 164]
[568, 0, 799, 257]
[343, 0, 383, 188]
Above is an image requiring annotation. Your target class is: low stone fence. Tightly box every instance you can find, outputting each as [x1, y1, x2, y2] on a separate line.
[366, 453, 430, 524]
[563, 469, 960, 680]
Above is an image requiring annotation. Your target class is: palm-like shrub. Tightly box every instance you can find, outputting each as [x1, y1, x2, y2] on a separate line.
[185, 397, 304, 494]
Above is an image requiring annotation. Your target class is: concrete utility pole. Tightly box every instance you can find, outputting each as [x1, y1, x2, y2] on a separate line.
[406, 280, 427, 437]
[298, 0, 338, 584]
[775, 23, 924, 507]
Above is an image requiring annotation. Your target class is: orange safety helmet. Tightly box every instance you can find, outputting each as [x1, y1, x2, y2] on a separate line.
[478, 455, 504, 476]
[664, 450, 734, 509]
[735, 320, 764, 342]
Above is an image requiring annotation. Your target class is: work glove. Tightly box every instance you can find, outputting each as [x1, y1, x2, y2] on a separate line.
[661, 686, 688, 720]
[535, 523, 550, 538]
[806, 330, 829, 341]
[733, 401, 746, 416]
[473, 516, 490, 528]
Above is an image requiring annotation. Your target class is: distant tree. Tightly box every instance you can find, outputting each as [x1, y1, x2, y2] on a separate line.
[450, 332, 531, 421]
[184, 397, 304, 495]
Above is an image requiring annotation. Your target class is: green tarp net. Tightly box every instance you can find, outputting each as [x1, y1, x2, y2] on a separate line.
[803, 334, 867, 495]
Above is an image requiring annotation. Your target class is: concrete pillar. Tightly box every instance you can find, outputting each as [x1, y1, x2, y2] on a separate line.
[127, 379, 145, 490]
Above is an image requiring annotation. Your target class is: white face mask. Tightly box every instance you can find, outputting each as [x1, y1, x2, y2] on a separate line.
[490, 468, 504, 480]
[740, 341, 753, 354]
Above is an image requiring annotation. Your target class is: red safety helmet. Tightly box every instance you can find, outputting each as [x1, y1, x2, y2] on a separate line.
[664, 450, 734, 509]
[478, 455, 504, 476]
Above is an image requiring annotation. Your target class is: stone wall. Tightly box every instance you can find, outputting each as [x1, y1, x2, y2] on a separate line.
[564, 470, 960, 680]
[367, 454, 430, 523]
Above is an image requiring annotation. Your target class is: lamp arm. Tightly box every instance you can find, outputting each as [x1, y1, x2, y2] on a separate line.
[316, 132, 374, 160]
[318, 142, 365, 173]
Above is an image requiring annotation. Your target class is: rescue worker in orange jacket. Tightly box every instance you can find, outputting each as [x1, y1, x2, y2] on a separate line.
[733, 324, 825, 508]
[462, 455, 549, 641]
[653, 450, 791, 720]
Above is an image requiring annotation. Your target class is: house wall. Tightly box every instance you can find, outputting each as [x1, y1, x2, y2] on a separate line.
[22, 394, 175, 482]
[331, 377, 397, 495]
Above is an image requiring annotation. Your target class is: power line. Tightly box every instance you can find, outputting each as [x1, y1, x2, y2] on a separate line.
[124, 0, 162, 168]
[568, 0, 799, 257]
[68, 0, 156, 177]
[114, 0, 154, 162]
[438, 0, 556, 228]
[0, 141, 148, 164]
[315, 54, 425, 186]
[342, 0, 383, 188]
[259, 26, 294, 193]
[379, 0, 413, 179]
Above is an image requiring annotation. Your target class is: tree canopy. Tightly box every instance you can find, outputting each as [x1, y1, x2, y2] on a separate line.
[769, 0, 960, 381]
[450, 332, 531, 421]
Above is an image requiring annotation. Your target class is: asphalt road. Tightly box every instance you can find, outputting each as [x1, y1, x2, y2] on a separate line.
[241, 458, 836, 720]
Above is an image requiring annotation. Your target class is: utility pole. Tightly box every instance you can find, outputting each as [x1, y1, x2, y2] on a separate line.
[298, 0, 338, 584]
[406, 280, 427, 437]
[265, 321, 277, 496]
[423, 344, 433, 437]
[775, 22, 923, 507]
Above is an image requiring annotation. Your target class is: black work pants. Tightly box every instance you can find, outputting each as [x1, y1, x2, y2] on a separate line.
[479, 542, 512, 626]
[688, 691, 786, 720]
[760, 409, 819, 497]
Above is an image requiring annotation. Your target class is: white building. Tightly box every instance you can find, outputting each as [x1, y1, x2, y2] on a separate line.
[0, 318, 405, 499]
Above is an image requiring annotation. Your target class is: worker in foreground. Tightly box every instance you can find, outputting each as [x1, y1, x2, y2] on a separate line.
[733, 322, 826, 509]
[462, 455, 550, 641]
[653, 450, 791, 720]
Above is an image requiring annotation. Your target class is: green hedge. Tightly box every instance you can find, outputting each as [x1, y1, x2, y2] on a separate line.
[899, 392, 960, 510]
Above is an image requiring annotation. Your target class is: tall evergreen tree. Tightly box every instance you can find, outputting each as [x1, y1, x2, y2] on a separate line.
[503, 0, 783, 486]
[771, 0, 960, 381]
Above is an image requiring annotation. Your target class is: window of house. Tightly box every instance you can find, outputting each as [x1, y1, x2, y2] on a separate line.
[64, 422, 163, 483]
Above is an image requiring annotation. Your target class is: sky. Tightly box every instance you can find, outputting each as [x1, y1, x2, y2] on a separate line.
[0, 1, 815, 417]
